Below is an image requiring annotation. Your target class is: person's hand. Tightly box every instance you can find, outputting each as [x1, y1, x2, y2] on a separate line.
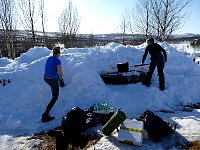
[58, 76, 65, 88]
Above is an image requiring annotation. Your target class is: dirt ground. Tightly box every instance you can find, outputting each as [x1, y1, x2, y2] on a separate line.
[187, 141, 200, 150]
[30, 127, 200, 150]
[30, 127, 99, 150]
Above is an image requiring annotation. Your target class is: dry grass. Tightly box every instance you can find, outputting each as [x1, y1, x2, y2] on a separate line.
[31, 131, 200, 150]
[187, 141, 200, 150]
[30, 132, 56, 150]
[30, 128, 200, 150]
[29, 127, 98, 150]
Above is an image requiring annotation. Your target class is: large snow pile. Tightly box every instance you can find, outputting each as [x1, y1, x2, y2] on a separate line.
[0, 42, 200, 148]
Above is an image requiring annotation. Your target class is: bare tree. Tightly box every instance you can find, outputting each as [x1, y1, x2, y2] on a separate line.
[16, 0, 39, 43]
[134, 0, 152, 39]
[118, 9, 146, 45]
[118, 10, 130, 45]
[0, 0, 16, 59]
[58, 0, 81, 47]
[135, 0, 191, 40]
[39, 0, 47, 45]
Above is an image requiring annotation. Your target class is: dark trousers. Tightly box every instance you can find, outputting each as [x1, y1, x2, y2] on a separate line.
[44, 77, 59, 114]
[145, 59, 165, 88]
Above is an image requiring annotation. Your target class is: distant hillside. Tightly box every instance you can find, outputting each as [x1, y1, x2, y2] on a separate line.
[171, 33, 200, 39]
[1, 29, 200, 58]
[78, 33, 200, 43]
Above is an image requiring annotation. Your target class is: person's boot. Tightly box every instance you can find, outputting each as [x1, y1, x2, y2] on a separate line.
[142, 81, 151, 87]
[41, 113, 55, 122]
[159, 85, 165, 91]
[142, 73, 152, 87]
[142, 79, 151, 87]
[159, 79, 165, 91]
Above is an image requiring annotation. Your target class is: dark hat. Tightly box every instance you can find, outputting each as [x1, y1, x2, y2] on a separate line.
[147, 38, 154, 43]
[53, 46, 61, 54]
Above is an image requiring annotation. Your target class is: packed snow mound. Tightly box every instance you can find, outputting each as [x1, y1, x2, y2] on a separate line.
[0, 57, 14, 67]
[0, 42, 200, 136]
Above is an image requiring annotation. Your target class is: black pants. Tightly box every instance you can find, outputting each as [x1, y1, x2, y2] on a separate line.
[44, 77, 59, 114]
[145, 59, 165, 88]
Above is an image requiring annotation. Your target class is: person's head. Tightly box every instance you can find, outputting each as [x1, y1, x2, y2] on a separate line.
[53, 46, 61, 56]
[147, 38, 154, 45]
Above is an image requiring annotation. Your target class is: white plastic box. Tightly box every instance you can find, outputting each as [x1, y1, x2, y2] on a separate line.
[117, 119, 144, 146]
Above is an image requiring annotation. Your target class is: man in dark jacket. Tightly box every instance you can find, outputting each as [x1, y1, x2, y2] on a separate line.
[142, 38, 167, 91]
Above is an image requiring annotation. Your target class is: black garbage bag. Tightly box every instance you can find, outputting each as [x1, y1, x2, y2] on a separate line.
[137, 110, 176, 142]
[61, 107, 96, 147]
[60, 106, 114, 148]
[61, 107, 95, 132]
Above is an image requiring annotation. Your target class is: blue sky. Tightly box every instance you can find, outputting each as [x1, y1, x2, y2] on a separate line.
[179, 0, 200, 34]
[45, 0, 200, 34]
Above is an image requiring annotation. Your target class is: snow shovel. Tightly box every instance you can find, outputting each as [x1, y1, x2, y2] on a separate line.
[133, 63, 149, 67]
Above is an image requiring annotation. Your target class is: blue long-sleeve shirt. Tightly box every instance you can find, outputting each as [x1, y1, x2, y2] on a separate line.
[44, 56, 61, 79]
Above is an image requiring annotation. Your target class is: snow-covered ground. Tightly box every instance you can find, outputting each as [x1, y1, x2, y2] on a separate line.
[0, 41, 200, 149]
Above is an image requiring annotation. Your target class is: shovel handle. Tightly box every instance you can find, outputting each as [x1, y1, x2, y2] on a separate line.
[133, 63, 149, 67]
